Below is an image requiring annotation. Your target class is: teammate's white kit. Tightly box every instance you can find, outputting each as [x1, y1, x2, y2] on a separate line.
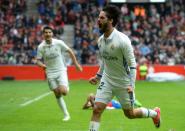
[37, 38, 69, 89]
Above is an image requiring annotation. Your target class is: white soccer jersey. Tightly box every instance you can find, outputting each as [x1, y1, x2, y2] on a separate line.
[97, 28, 136, 88]
[37, 38, 69, 78]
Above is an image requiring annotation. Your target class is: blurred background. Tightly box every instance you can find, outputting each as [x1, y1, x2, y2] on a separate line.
[0, 0, 184, 81]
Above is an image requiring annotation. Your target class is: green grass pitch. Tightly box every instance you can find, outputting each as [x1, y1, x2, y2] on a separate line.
[0, 80, 185, 131]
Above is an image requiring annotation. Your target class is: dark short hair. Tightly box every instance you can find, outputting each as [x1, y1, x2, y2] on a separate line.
[103, 5, 121, 27]
[42, 26, 53, 33]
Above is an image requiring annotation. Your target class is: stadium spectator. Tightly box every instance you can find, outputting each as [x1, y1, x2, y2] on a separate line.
[139, 61, 148, 80]
[88, 5, 161, 131]
[0, 0, 184, 65]
[34, 26, 82, 121]
[73, 1, 184, 65]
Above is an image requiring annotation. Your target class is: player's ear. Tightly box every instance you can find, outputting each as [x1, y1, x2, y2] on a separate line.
[109, 18, 113, 24]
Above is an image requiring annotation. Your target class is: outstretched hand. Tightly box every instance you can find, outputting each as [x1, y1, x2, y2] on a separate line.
[89, 76, 99, 85]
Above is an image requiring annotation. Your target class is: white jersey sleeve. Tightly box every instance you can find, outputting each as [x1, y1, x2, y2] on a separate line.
[36, 43, 44, 59]
[96, 37, 105, 77]
[120, 35, 136, 88]
[36, 38, 70, 78]
[96, 55, 104, 78]
[58, 39, 70, 52]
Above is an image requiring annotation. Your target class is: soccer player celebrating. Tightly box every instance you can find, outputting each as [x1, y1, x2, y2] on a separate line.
[34, 26, 82, 121]
[88, 5, 161, 131]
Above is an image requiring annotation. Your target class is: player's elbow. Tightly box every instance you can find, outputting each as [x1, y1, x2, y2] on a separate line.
[32, 58, 38, 64]
[67, 48, 74, 56]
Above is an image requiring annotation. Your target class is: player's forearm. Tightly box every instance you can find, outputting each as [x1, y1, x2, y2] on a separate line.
[96, 60, 104, 79]
[126, 58, 136, 88]
[67, 49, 82, 72]
[34, 59, 46, 69]
[68, 49, 79, 66]
[129, 68, 136, 88]
[123, 43, 136, 87]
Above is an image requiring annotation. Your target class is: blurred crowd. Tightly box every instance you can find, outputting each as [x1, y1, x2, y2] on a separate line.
[0, 0, 65, 64]
[0, 0, 184, 65]
[73, 0, 185, 65]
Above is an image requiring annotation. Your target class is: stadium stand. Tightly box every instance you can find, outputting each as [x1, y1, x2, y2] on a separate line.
[0, 0, 184, 65]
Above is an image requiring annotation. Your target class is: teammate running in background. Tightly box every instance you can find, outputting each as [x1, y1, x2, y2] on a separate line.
[88, 5, 161, 131]
[34, 26, 82, 121]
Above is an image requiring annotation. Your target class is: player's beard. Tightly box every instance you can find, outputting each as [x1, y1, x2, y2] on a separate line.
[99, 22, 109, 33]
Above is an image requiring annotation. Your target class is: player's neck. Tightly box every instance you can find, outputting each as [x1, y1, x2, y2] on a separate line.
[104, 27, 114, 38]
[45, 39, 52, 44]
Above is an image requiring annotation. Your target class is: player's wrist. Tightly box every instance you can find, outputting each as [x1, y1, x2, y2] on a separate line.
[96, 73, 102, 80]
[42, 65, 46, 69]
[75, 63, 80, 67]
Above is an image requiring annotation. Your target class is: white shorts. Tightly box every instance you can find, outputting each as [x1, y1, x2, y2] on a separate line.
[47, 71, 69, 91]
[95, 77, 135, 109]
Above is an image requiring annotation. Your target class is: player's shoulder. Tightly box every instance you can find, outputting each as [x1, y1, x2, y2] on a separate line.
[52, 38, 69, 50]
[116, 30, 131, 45]
[116, 30, 130, 41]
[38, 41, 45, 49]
[52, 38, 64, 44]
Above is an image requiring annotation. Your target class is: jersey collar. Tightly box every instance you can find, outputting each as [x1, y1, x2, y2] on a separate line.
[103, 28, 116, 41]
[44, 38, 54, 46]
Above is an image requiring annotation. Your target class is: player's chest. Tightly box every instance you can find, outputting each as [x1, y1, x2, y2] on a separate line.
[99, 41, 121, 56]
[43, 46, 60, 57]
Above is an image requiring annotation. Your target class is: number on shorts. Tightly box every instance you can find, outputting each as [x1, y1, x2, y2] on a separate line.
[98, 82, 104, 90]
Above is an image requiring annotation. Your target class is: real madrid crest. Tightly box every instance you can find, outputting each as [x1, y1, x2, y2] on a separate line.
[110, 44, 114, 50]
